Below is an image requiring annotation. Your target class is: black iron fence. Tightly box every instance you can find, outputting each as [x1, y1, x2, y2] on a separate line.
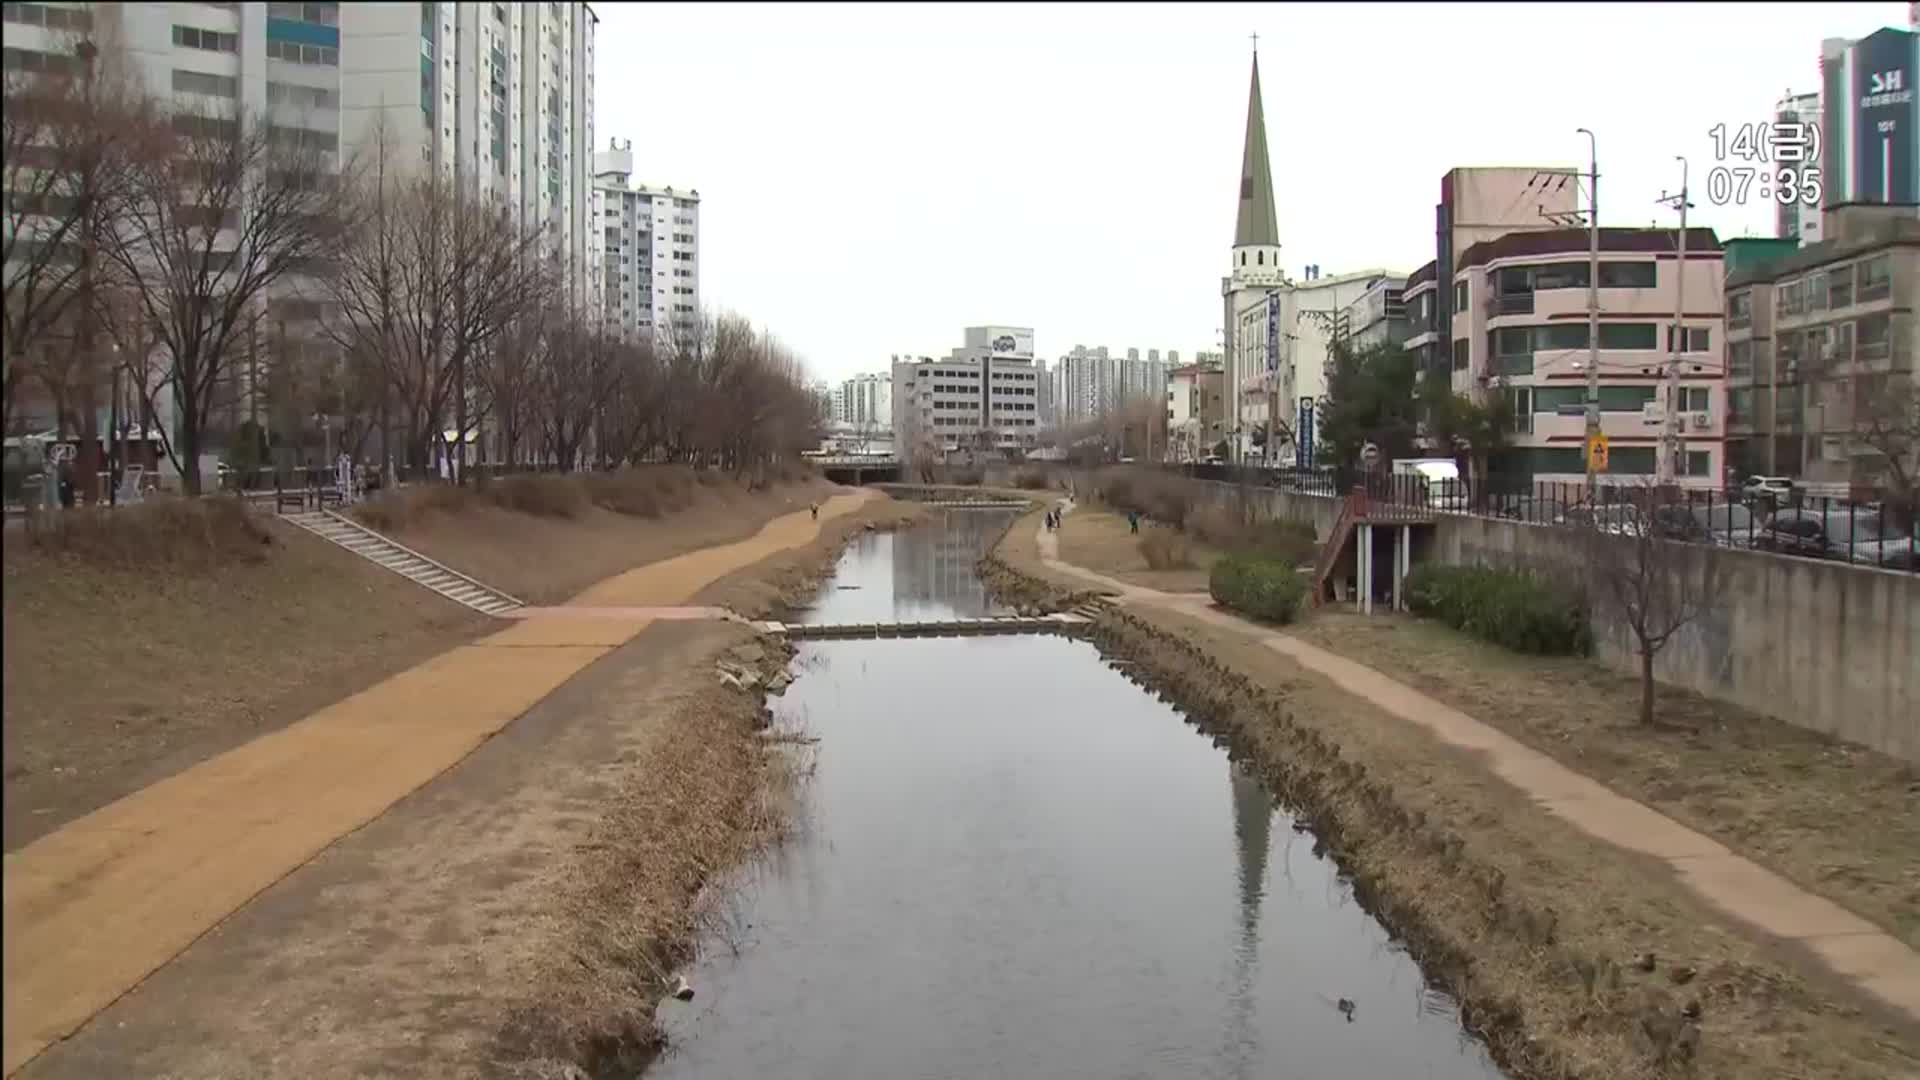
[1163, 462, 1916, 574]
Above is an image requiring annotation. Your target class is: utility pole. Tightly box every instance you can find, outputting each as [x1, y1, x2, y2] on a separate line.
[1657, 156, 1691, 488]
[1576, 128, 1600, 493]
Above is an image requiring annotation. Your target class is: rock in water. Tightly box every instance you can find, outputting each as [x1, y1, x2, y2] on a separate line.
[671, 974, 695, 1001]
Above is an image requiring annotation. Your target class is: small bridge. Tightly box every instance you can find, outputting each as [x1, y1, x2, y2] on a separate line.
[920, 499, 1030, 509]
[755, 612, 1089, 640]
[812, 455, 902, 484]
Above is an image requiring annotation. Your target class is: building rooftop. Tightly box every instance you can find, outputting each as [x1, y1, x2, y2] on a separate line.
[1455, 227, 1723, 271]
[1724, 214, 1920, 288]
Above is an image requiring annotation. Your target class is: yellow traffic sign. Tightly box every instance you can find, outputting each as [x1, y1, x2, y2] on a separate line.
[1587, 432, 1610, 471]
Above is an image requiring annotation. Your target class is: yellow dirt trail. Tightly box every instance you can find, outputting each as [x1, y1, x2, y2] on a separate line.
[0, 490, 874, 1077]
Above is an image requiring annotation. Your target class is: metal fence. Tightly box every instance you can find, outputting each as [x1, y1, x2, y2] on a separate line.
[1166, 463, 1917, 574]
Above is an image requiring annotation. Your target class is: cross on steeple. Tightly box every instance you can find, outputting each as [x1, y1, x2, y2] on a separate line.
[1250, 31, 1259, 53]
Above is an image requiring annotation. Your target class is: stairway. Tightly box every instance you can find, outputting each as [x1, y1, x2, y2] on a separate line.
[1067, 595, 1120, 619]
[1310, 494, 1357, 607]
[281, 510, 525, 618]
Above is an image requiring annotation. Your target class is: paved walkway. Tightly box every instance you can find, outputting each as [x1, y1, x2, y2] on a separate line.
[0, 491, 877, 1077]
[1036, 501, 1920, 1021]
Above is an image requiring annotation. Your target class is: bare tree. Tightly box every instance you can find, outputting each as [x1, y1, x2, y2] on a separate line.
[323, 129, 551, 480]
[1854, 374, 1919, 529]
[1572, 481, 1731, 726]
[98, 95, 346, 493]
[2, 32, 158, 468]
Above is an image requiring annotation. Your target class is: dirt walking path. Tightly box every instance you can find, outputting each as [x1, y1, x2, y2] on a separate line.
[1036, 501, 1920, 1023]
[0, 491, 875, 1078]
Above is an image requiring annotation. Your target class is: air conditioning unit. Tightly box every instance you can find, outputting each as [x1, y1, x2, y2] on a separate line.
[1642, 402, 1666, 426]
[1688, 410, 1712, 430]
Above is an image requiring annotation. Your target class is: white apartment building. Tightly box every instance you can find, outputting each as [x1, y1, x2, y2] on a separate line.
[592, 141, 700, 341]
[833, 372, 892, 431]
[339, 0, 600, 310]
[1049, 345, 1176, 427]
[892, 327, 1042, 454]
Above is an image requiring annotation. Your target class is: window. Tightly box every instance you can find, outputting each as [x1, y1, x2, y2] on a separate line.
[1726, 290, 1752, 330]
[1856, 255, 1891, 301]
[1776, 278, 1805, 315]
[173, 69, 238, 97]
[267, 2, 338, 24]
[267, 40, 338, 64]
[3, 47, 77, 76]
[1530, 262, 1586, 291]
[1598, 385, 1656, 412]
[1829, 269, 1853, 309]
[174, 25, 239, 52]
[1598, 322, 1658, 350]
[1666, 326, 1710, 353]
[172, 114, 239, 140]
[1451, 338, 1469, 372]
[1728, 387, 1754, 424]
[1453, 281, 1468, 313]
[1857, 313, 1890, 360]
[1598, 261, 1658, 288]
[5, 3, 92, 30]
[269, 125, 337, 152]
[1491, 328, 1533, 375]
[1677, 450, 1712, 477]
[1679, 386, 1711, 413]
[267, 81, 338, 108]
[1729, 339, 1754, 379]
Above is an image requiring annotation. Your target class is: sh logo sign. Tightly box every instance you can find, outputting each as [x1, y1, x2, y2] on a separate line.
[992, 335, 1017, 353]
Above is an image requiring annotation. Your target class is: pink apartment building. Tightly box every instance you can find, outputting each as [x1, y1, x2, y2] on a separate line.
[1444, 227, 1728, 489]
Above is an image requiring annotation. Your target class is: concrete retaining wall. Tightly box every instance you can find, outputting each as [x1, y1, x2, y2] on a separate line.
[1162, 473, 1917, 759]
[1431, 514, 1920, 762]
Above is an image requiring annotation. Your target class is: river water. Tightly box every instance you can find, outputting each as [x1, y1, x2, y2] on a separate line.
[653, 510, 1504, 1079]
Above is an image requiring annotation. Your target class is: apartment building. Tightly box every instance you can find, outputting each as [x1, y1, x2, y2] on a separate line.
[832, 372, 892, 431]
[592, 141, 699, 341]
[1723, 207, 1918, 492]
[339, 0, 599, 308]
[1447, 227, 1728, 488]
[1049, 346, 1174, 426]
[892, 327, 1042, 454]
[1166, 363, 1226, 463]
[1820, 27, 1919, 209]
[1404, 167, 1582, 386]
[1335, 276, 1410, 350]
[3, 1, 356, 453]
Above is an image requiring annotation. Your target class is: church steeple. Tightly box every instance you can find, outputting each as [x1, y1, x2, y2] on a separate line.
[1234, 47, 1279, 250]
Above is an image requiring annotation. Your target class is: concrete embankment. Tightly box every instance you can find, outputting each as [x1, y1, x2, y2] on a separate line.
[979, 504, 1920, 1080]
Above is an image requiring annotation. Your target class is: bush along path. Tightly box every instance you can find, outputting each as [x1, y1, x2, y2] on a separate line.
[1027, 501, 1920, 1030]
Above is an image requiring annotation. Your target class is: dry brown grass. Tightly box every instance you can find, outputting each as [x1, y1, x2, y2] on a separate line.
[1137, 528, 1193, 570]
[17, 496, 275, 569]
[987, 520, 1920, 1079]
[1291, 610, 1920, 948]
[1054, 512, 1217, 593]
[493, 640, 797, 1077]
[1, 522, 485, 850]
[359, 472, 839, 605]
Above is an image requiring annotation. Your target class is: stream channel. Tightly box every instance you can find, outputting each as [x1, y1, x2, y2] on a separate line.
[653, 509, 1506, 1079]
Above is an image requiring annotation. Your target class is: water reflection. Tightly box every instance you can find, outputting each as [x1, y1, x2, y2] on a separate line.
[796, 509, 1015, 624]
[650, 520, 1505, 1080]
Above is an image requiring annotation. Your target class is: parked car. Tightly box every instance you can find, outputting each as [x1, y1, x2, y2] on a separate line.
[1742, 475, 1794, 501]
[1754, 507, 1916, 566]
[1652, 502, 1758, 548]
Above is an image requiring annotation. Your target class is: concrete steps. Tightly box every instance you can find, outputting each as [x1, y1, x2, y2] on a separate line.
[280, 511, 525, 618]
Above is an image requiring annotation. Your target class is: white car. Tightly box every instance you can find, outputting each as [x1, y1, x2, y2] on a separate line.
[1742, 475, 1794, 501]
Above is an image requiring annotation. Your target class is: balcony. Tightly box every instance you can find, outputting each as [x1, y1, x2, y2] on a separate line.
[1490, 292, 1535, 317]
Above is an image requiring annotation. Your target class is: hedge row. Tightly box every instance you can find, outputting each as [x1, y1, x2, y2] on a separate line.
[1403, 564, 1591, 656]
[1208, 554, 1308, 624]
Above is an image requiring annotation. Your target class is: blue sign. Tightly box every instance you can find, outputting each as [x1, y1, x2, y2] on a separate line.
[1265, 294, 1280, 373]
[1297, 396, 1315, 468]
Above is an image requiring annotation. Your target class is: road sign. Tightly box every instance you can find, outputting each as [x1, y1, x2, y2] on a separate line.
[1360, 441, 1381, 471]
[1587, 432, 1610, 471]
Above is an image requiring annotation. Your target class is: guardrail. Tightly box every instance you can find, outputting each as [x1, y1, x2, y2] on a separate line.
[1156, 464, 1916, 575]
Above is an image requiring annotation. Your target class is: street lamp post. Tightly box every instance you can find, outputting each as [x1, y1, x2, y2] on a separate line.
[1576, 128, 1600, 493]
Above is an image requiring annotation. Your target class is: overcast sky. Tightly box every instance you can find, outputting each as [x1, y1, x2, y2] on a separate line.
[594, 2, 1912, 383]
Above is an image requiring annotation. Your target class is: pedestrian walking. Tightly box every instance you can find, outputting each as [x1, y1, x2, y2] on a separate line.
[810, 502, 819, 521]
[1128, 509, 1141, 534]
